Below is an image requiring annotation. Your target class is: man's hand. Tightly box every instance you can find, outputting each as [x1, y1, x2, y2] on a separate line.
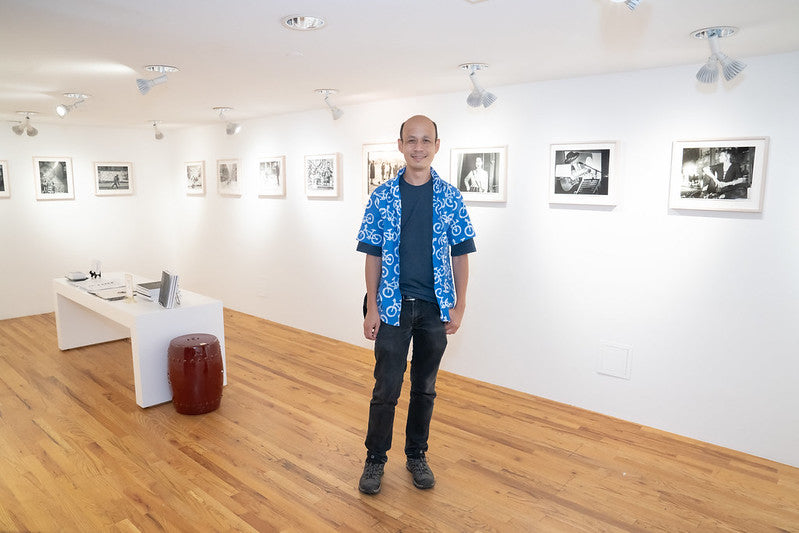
[445, 306, 464, 335]
[364, 309, 380, 340]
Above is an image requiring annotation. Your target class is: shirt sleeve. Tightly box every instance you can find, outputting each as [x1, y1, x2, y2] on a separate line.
[451, 237, 476, 256]
[357, 241, 382, 256]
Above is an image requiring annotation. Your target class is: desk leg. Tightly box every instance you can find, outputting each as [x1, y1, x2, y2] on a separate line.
[54, 292, 130, 350]
[131, 302, 226, 408]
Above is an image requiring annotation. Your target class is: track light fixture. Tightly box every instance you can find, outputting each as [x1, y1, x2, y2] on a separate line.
[610, 0, 640, 10]
[693, 26, 746, 84]
[315, 89, 343, 120]
[137, 65, 179, 95]
[56, 93, 89, 118]
[213, 106, 242, 135]
[152, 120, 164, 140]
[11, 111, 38, 137]
[460, 63, 497, 108]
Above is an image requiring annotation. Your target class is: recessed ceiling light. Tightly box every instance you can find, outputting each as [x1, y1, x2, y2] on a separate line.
[281, 15, 326, 31]
[144, 64, 180, 73]
[63, 92, 90, 100]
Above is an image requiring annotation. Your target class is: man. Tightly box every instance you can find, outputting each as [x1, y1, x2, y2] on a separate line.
[355, 115, 476, 494]
[464, 156, 488, 192]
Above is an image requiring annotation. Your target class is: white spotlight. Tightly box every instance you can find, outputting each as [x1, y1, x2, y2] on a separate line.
[693, 26, 746, 84]
[137, 65, 179, 95]
[12, 111, 38, 136]
[214, 107, 242, 135]
[152, 120, 164, 140]
[55, 93, 89, 118]
[315, 89, 343, 120]
[460, 63, 496, 108]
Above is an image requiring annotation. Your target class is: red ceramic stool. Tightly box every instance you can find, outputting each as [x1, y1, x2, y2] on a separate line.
[168, 333, 223, 414]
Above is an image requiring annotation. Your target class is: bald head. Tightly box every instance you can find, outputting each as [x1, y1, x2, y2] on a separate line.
[400, 115, 438, 142]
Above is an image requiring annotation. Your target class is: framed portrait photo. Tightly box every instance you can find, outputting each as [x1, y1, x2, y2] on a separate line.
[34, 157, 74, 200]
[549, 142, 618, 206]
[257, 156, 286, 197]
[0, 160, 9, 198]
[94, 162, 133, 196]
[363, 143, 404, 201]
[668, 137, 768, 212]
[304, 153, 339, 198]
[217, 159, 241, 196]
[450, 146, 507, 203]
[185, 161, 205, 195]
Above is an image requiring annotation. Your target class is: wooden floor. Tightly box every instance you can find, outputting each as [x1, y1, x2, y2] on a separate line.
[0, 311, 797, 532]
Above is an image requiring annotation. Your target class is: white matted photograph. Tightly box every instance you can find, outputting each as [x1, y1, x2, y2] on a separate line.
[549, 142, 618, 206]
[258, 156, 286, 197]
[450, 146, 507, 203]
[185, 161, 205, 195]
[34, 157, 74, 200]
[0, 160, 9, 198]
[94, 162, 133, 196]
[304, 153, 339, 198]
[217, 159, 241, 196]
[363, 143, 404, 200]
[668, 138, 768, 212]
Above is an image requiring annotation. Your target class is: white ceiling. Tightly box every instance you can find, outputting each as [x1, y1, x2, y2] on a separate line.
[3, 0, 798, 131]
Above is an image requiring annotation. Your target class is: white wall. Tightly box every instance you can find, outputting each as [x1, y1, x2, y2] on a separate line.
[2, 51, 797, 467]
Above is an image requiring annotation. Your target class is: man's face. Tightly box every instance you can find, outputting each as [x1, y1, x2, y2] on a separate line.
[398, 117, 440, 173]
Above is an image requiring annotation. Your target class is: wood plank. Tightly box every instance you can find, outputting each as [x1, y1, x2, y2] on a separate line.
[0, 310, 797, 531]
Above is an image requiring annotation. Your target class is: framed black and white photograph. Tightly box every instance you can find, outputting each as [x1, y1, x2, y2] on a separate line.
[0, 160, 9, 198]
[363, 143, 404, 201]
[185, 161, 205, 195]
[549, 142, 618, 206]
[34, 157, 74, 200]
[668, 137, 768, 212]
[257, 156, 286, 198]
[94, 162, 133, 196]
[450, 146, 507, 203]
[217, 159, 241, 196]
[304, 153, 339, 198]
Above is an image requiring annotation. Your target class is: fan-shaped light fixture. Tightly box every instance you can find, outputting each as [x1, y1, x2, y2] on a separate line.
[12, 111, 38, 136]
[693, 26, 746, 84]
[460, 63, 496, 108]
[610, 0, 640, 10]
[152, 120, 164, 140]
[55, 93, 89, 118]
[315, 89, 343, 120]
[213, 106, 242, 135]
[137, 65, 179, 95]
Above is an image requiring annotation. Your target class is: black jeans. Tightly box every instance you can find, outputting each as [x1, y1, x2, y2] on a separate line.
[365, 298, 447, 464]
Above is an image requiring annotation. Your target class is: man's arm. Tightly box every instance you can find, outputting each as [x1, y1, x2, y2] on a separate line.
[363, 254, 382, 340]
[446, 254, 469, 335]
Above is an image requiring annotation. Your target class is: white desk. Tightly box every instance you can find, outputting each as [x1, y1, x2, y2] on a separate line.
[53, 274, 227, 408]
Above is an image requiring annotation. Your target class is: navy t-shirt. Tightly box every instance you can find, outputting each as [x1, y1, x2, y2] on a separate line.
[357, 176, 476, 304]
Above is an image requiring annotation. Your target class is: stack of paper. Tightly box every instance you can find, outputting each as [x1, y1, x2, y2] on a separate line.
[135, 281, 161, 301]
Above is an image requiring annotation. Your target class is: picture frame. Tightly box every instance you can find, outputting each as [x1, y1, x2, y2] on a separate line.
[34, 157, 74, 200]
[185, 161, 205, 195]
[217, 159, 241, 196]
[0, 160, 9, 198]
[304, 153, 339, 198]
[363, 143, 404, 200]
[450, 146, 508, 203]
[257, 156, 286, 197]
[549, 142, 618, 206]
[668, 137, 768, 213]
[94, 162, 133, 196]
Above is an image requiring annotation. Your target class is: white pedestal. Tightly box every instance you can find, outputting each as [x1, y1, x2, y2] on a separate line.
[53, 274, 227, 408]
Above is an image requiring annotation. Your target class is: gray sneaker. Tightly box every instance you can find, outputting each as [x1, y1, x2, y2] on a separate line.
[358, 461, 384, 494]
[406, 455, 435, 489]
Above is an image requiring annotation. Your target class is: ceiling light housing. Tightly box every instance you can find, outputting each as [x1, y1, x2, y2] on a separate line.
[281, 15, 326, 31]
[12, 111, 38, 137]
[56, 93, 89, 117]
[151, 120, 164, 140]
[315, 89, 343, 120]
[610, 0, 640, 9]
[693, 26, 746, 83]
[460, 63, 497, 108]
[137, 65, 179, 95]
[213, 106, 242, 135]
